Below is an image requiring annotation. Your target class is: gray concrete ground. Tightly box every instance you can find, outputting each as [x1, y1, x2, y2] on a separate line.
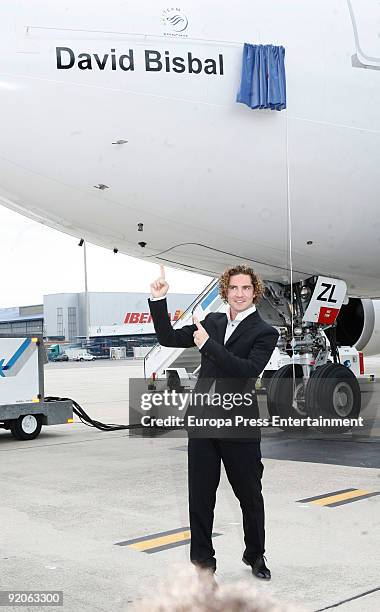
[0, 358, 379, 612]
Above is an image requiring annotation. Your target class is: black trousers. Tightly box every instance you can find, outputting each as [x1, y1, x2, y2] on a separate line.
[188, 438, 265, 567]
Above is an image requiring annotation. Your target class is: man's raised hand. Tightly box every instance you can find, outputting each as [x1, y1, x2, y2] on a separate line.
[193, 316, 209, 348]
[150, 265, 169, 298]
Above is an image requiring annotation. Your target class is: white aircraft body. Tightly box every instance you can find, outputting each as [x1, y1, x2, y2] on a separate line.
[0, 1, 379, 287]
[1, 0, 380, 406]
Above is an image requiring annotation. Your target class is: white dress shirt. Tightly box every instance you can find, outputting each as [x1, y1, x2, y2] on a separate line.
[222, 303, 257, 343]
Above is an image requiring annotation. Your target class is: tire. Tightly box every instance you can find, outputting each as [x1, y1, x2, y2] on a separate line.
[305, 364, 361, 433]
[10, 414, 43, 440]
[79, 358, 84, 362]
[267, 364, 308, 430]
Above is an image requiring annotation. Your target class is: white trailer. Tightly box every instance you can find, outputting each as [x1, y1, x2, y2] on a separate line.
[0, 335, 73, 440]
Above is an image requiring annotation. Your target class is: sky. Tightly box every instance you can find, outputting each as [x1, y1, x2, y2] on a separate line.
[0, 205, 212, 308]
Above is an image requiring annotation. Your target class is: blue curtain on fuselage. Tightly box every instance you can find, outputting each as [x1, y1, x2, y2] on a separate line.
[237, 44, 286, 111]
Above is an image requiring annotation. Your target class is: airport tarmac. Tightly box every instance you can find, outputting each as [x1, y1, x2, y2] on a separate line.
[0, 358, 379, 611]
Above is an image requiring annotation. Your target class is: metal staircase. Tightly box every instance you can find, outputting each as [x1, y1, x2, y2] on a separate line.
[144, 278, 227, 380]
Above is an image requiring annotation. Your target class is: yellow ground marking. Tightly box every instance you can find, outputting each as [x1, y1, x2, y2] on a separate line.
[312, 489, 370, 506]
[128, 530, 191, 551]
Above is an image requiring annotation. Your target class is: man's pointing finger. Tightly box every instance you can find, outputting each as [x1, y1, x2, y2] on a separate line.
[159, 264, 165, 279]
[193, 316, 202, 329]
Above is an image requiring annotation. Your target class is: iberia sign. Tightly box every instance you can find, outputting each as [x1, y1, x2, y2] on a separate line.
[124, 310, 183, 324]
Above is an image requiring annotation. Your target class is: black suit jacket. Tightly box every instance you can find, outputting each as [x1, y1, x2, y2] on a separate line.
[148, 298, 279, 437]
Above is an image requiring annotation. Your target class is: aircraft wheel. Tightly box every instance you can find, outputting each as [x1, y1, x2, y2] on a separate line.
[305, 364, 361, 433]
[10, 414, 43, 440]
[267, 364, 308, 430]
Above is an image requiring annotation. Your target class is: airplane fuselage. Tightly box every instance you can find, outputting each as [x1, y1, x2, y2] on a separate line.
[0, 0, 379, 296]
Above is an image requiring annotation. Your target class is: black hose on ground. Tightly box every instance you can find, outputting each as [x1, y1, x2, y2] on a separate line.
[44, 396, 142, 431]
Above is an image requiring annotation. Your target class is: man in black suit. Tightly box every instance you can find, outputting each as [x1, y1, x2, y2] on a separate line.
[148, 264, 279, 579]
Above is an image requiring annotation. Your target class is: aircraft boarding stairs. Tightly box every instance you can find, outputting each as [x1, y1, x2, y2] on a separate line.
[144, 278, 224, 381]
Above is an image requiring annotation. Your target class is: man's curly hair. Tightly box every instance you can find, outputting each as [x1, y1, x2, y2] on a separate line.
[219, 264, 265, 305]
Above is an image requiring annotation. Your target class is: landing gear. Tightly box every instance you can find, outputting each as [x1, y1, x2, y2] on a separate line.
[262, 275, 363, 434]
[305, 363, 361, 432]
[266, 363, 361, 433]
[267, 364, 307, 429]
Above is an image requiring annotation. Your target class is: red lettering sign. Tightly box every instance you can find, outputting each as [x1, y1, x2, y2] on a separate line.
[123, 309, 182, 324]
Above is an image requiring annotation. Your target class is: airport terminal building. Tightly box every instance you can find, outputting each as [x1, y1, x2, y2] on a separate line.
[0, 292, 197, 356]
[0, 304, 44, 336]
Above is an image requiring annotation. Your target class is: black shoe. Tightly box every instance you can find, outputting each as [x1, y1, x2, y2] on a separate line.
[192, 559, 216, 574]
[242, 554, 271, 580]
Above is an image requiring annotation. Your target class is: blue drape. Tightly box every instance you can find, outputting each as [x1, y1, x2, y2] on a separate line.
[236, 44, 286, 111]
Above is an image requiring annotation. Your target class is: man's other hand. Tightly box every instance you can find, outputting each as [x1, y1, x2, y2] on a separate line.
[150, 265, 169, 298]
[193, 316, 209, 348]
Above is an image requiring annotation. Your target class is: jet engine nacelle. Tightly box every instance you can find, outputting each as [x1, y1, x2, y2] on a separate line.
[335, 299, 380, 356]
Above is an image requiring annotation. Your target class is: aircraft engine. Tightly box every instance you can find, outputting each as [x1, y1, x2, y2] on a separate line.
[334, 299, 380, 356]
